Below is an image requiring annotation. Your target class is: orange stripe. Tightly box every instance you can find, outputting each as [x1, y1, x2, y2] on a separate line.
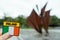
[14, 26, 20, 36]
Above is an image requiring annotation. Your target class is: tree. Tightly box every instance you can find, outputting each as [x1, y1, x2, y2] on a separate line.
[15, 15, 29, 28]
[50, 15, 59, 27]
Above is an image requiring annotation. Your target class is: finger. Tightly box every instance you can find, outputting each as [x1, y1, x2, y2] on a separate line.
[1, 33, 12, 40]
[7, 35, 12, 39]
[0, 32, 2, 36]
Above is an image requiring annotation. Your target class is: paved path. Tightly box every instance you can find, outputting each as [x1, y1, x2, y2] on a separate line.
[0, 29, 60, 40]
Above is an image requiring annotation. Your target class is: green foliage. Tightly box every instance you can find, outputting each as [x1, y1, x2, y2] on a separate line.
[15, 15, 29, 28]
[50, 15, 60, 27]
[50, 15, 58, 25]
[0, 15, 60, 28]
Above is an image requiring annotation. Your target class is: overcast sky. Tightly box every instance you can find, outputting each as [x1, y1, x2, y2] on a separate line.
[0, 0, 60, 18]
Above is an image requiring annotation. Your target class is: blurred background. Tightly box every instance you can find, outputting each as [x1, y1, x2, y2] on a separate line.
[0, 0, 60, 28]
[0, 14, 60, 28]
[0, 0, 60, 40]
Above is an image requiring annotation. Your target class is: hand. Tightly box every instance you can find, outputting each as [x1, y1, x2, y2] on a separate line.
[0, 32, 12, 40]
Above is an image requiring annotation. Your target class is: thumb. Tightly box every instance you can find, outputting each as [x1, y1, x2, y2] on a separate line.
[1, 33, 12, 40]
[0, 32, 2, 36]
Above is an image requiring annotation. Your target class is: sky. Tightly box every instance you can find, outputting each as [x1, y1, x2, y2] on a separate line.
[0, 0, 60, 18]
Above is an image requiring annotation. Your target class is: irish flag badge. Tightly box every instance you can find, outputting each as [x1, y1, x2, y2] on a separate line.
[2, 22, 20, 36]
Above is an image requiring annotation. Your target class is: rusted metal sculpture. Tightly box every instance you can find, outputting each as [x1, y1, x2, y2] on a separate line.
[26, 9, 42, 33]
[39, 3, 51, 34]
[26, 3, 51, 36]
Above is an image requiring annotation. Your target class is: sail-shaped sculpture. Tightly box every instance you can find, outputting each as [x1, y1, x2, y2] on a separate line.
[26, 9, 42, 33]
[26, 3, 51, 36]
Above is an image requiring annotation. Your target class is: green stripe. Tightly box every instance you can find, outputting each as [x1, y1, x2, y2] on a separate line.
[2, 26, 9, 34]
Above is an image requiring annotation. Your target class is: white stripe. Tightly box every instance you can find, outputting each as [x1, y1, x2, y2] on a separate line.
[9, 26, 14, 35]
